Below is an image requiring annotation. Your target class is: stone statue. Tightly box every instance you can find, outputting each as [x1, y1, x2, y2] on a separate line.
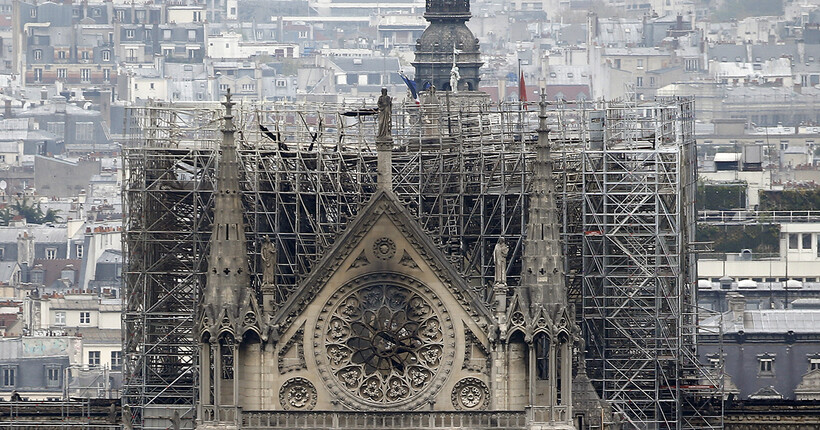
[261, 237, 277, 286]
[449, 65, 460, 93]
[493, 238, 509, 285]
[377, 88, 392, 140]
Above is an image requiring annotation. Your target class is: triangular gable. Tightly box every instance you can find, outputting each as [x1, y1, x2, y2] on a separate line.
[272, 189, 493, 333]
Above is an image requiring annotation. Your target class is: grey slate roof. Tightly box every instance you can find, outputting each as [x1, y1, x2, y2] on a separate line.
[709, 44, 747, 62]
[0, 225, 68, 244]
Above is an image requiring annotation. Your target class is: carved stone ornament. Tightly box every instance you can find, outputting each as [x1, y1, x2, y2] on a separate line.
[462, 323, 489, 373]
[348, 250, 370, 270]
[372, 237, 397, 260]
[398, 250, 420, 270]
[315, 273, 455, 410]
[451, 377, 489, 410]
[279, 377, 317, 411]
[278, 322, 306, 374]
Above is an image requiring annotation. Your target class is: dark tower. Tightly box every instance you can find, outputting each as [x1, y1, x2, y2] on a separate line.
[413, 0, 482, 91]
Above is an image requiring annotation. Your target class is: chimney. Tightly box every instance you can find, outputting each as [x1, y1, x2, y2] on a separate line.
[726, 292, 746, 331]
[99, 90, 112, 128]
[52, 96, 66, 114]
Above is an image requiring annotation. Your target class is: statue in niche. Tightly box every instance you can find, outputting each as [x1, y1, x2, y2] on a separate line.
[493, 237, 509, 285]
[261, 237, 277, 286]
[377, 88, 392, 140]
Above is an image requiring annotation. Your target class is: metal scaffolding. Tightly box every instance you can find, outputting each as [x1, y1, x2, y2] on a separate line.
[122, 95, 718, 429]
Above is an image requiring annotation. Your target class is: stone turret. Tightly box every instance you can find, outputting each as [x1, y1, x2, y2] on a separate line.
[521, 97, 566, 309]
[413, 0, 482, 91]
[198, 91, 262, 427]
[518, 95, 577, 428]
[198, 90, 259, 340]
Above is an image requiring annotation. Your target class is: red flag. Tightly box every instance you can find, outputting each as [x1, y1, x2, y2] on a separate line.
[518, 70, 527, 107]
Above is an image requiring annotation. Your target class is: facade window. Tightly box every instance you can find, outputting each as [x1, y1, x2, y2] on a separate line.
[81, 50, 89, 60]
[31, 270, 44, 285]
[101, 50, 110, 61]
[76, 244, 83, 259]
[193, 11, 201, 22]
[2, 367, 15, 387]
[636, 58, 644, 69]
[810, 357, 820, 371]
[0, 247, 4, 260]
[758, 354, 775, 376]
[126, 29, 135, 39]
[111, 351, 122, 370]
[163, 29, 172, 40]
[30, 8, 36, 18]
[45, 247, 57, 259]
[276, 79, 287, 87]
[636, 76, 643, 87]
[55, 311, 66, 326]
[188, 30, 197, 41]
[789, 233, 798, 249]
[33, 49, 42, 60]
[116, 10, 125, 22]
[802, 233, 811, 250]
[34, 68, 42, 82]
[219, 84, 229, 92]
[80, 68, 91, 82]
[80, 311, 91, 324]
[46, 366, 60, 387]
[47, 122, 65, 137]
[58, 50, 66, 60]
[103, 68, 110, 81]
[88, 351, 100, 366]
[241, 83, 255, 91]
[75, 122, 94, 142]
[57, 68, 67, 79]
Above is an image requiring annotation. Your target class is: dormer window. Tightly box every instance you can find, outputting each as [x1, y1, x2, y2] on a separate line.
[757, 353, 775, 376]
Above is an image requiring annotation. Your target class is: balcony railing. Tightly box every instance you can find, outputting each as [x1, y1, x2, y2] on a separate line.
[698, 210, 820, 224]
[239, 410, 527, 429]
[198, 406, 579, 429]
[527, 405, 570, 424]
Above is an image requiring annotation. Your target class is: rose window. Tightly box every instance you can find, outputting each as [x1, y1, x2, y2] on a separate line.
[317, 279, 452, 409]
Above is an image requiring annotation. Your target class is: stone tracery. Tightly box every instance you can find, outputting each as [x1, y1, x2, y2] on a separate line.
[316, 277, 453, 409]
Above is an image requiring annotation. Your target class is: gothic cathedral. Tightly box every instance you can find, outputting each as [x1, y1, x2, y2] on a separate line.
[196, 1, 606, 429]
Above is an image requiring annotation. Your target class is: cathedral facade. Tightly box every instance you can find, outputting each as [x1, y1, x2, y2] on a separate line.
[194, 1, 604, 429]
[194, 89, 601, 429]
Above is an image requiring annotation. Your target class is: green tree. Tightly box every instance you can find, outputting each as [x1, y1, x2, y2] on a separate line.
[9, 197, 61, 224]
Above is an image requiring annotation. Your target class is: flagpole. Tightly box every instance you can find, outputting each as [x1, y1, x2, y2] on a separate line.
[518, 58, 522, 105]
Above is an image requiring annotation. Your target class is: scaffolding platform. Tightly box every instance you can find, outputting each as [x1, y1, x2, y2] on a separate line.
[122, 95, 720, 429]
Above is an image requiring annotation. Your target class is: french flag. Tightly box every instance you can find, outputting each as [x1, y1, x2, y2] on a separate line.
[399, 71, 421, 105]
